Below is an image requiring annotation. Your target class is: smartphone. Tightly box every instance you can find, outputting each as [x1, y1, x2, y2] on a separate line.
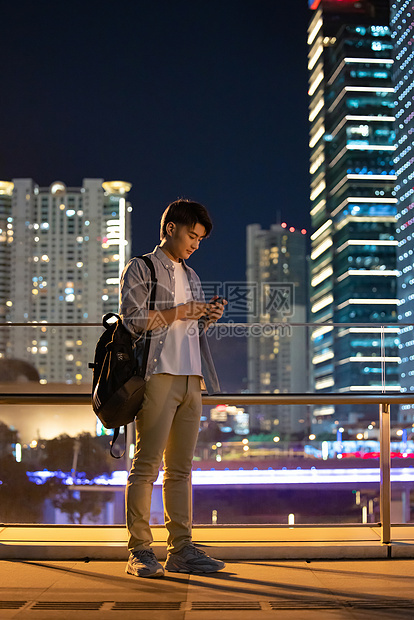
[212, 296, 226, 306]
[200, 297, 227, 324]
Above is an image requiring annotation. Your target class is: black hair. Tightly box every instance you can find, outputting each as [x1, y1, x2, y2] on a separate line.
[160, 199, 213, 240]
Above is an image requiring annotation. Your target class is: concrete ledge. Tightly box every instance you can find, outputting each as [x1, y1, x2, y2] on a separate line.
[2, 523, 412, 560]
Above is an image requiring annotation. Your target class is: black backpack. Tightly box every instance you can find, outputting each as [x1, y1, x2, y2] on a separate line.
[89, 255, 157, 457]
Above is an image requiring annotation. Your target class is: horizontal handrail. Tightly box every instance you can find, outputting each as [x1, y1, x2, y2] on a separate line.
[0, 321, 413, 327]
[0, 392, 412, 406]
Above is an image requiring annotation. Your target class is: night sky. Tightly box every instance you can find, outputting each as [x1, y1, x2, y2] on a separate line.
[2, 0, 311, 285]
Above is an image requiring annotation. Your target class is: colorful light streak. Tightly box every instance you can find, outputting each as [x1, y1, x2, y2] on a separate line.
[26, 467, 414, 487]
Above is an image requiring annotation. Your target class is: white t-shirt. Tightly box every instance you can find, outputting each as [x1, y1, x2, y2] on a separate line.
[154, 261, 202, 377]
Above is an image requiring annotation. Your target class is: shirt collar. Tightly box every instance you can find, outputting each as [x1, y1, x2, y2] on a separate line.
[152, 245, 188, 270]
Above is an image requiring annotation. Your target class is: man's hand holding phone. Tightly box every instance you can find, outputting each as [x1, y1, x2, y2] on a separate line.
[178, 301, 209, 320]
[205, 296, 227, 323]
[177, 296, 227, 327]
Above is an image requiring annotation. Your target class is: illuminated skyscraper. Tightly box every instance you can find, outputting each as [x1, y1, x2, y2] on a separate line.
[308, 0, 399, 425]
[247, 223, 309, 437]
[391, 1, 414, 422]
[0, 178, 132, 384]
[0, 182, 14, 356]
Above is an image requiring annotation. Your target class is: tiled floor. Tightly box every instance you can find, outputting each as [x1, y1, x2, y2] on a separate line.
[2, 558, 414, 619]
[2, 525, 414, 618]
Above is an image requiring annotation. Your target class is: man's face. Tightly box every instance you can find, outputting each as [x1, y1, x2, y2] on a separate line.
[166, 222, 206, 261]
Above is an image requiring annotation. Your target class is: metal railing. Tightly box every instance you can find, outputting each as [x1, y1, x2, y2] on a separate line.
[1, 391, 413, 544]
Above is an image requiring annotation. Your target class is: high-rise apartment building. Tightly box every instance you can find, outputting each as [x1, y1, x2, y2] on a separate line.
[247, 223, 309, 437]
[308, 0, 400, 425]
[0, 182, 13, 355]
[391, 1, 414, 422]
[0, 178, 132, 384]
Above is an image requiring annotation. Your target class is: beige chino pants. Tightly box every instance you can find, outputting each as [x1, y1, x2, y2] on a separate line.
[126, 373, 202, 553]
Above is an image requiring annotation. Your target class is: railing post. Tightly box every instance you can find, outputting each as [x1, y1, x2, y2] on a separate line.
[379, 403, 391, 545]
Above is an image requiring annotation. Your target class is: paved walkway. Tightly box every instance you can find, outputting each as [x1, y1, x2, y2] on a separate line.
[2, 558, 414, 619]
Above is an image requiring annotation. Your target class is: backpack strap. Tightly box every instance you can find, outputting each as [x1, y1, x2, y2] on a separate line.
[110, 426, 127, 459]
[136, 255, 157, 375]
[138, 255, 157, 310]
[111, 256, 157, 459]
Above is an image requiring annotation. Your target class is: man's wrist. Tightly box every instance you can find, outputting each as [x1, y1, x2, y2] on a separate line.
[175, 304, 186, 321]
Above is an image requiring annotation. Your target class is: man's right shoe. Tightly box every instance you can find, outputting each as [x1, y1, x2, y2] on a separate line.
[125, 549, 165, 578]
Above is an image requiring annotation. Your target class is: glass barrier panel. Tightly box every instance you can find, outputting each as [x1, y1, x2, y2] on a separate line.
[193, 403, 381, 526]
[392, 325, 414, 525]
[0, 322, 411, 527]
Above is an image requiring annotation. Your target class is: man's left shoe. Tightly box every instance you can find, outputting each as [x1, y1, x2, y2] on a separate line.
[164, 543, 225, 574]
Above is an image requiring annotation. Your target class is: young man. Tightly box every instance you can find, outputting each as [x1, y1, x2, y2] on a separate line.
[120, 199, 226, 578]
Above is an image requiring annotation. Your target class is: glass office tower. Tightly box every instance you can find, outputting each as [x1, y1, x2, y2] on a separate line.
[247, 223, 309, 437]
[391, 1, 414, 422]
[308, 0, 399, 426]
